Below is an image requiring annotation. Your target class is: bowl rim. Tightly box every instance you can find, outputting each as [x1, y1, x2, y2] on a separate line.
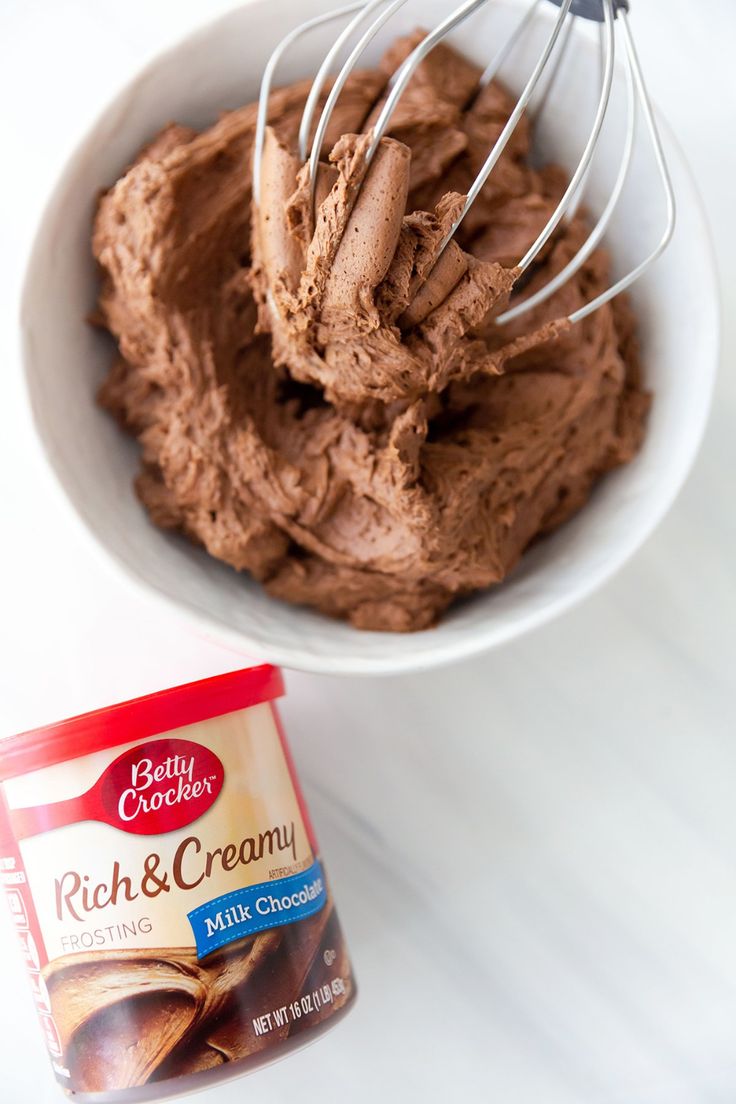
[19, 0, 721, 676]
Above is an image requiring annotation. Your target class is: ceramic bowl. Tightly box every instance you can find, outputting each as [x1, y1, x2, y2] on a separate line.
[21, 0, 719, 674]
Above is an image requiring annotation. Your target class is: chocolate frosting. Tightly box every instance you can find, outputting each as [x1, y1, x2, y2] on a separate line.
[43, 900, 351, 1092]
[94, 32, 648, 632]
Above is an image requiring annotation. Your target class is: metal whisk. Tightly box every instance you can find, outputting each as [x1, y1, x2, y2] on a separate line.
[253, 0, 675, 326]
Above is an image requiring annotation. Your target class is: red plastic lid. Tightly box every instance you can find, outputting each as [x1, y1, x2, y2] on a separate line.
[0, 665, 284, 782]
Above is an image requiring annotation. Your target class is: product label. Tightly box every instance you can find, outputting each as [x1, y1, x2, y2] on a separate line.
[0, 703, 354, 1095]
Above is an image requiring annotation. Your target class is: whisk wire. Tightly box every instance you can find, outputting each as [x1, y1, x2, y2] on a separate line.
[365, 0, 490, 160]
[300, 0, 407, 164]
[253, 1, 365, 207]
[479, 0, 544, 86]
[306, 0, 411, 214]
[497, 40, 636, 323]
[529, 7, 575, 124]
[568, 7, 675, 323]
[562, 18, 607, 221]
[436, 0, 574, 256]
[514, 0, 615, 272]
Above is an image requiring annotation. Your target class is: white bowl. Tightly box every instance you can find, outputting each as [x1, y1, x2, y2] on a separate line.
[21, 0, 718, 676]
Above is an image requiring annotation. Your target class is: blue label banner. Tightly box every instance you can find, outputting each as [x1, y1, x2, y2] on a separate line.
[187, 859, 326, 958]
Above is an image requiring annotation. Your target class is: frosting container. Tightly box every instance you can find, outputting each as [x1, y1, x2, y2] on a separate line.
[0, 665, 355, 1101]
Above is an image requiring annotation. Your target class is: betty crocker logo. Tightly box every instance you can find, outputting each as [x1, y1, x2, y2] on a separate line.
[99, 739, 224, 835]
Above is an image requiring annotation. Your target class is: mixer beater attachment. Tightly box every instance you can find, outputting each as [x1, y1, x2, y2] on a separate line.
[254, 0, 675, 327]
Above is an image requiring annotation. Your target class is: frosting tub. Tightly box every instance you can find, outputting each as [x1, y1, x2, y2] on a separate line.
[0, 666, 355, 1100]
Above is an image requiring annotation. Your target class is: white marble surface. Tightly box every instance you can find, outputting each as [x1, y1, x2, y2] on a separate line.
[1, 1, 735, 1100]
